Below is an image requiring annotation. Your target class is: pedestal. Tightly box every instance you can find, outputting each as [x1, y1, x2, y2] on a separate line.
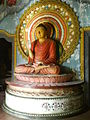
[2, 79, 85, 119]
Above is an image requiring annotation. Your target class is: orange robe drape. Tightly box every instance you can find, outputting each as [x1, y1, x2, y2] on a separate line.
[28, 39, 57, 65]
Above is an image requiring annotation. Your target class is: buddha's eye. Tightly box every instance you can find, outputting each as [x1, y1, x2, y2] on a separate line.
[38, 31, 40, 34]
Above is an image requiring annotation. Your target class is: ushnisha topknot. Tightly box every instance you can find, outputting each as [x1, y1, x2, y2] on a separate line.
[36, 24, 47, 31]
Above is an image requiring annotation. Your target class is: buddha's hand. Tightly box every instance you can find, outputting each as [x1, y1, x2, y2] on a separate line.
[36, 61, 44, 66]
[28, 49, 34, 59]
[33, 62, 43, 67]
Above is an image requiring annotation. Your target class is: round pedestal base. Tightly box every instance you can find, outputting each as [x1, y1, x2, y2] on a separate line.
[3, 80, 85, 118]
[2, 102, 84, 119]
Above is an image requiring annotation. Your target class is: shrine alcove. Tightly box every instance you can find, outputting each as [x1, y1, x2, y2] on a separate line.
[0, 33, 15, 90]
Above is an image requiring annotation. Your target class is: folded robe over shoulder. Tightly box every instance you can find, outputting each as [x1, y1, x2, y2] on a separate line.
[28, 39, 57, 65]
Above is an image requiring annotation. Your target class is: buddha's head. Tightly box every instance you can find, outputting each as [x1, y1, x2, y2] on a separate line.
[35, 24, 47, 39]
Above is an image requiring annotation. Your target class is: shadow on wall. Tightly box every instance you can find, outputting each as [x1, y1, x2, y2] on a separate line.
[0, 38, 12, 90]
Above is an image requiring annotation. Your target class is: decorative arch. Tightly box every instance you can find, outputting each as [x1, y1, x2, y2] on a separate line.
[16, 0, 80, 64]
[80, 27, 90, 80]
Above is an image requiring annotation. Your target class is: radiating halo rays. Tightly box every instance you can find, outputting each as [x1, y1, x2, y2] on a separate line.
[16, 1, 79, 64]
[25, 13, 67, 47]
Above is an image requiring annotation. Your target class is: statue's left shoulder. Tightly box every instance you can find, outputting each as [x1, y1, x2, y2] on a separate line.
[50, 39, 56, 45]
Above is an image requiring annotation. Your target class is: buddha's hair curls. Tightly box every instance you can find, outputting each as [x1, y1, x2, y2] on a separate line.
[36, 24, 47, 31]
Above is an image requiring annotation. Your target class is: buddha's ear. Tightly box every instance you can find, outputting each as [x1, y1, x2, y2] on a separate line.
[44, 30, 48, 38]
[45, 35, 48, 39]
[35, 28, 39, 39]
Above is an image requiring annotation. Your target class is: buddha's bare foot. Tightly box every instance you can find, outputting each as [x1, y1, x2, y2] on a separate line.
[40, 65, 60, 74]
[15, 65, 35, 74]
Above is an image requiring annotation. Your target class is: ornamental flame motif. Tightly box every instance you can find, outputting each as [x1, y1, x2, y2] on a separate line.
[16, 0, 80, 65]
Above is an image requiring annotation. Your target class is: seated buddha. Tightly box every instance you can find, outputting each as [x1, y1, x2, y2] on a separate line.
[15, 24, 60, 74]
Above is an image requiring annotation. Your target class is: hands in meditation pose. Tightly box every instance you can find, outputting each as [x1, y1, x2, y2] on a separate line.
[15, 24, 60, 74]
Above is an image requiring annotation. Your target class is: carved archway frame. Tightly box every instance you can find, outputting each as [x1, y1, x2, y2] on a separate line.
[80, 27, 90, 80]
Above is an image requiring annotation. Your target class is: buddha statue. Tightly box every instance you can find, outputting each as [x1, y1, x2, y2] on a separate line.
[15, 24, 60, 74]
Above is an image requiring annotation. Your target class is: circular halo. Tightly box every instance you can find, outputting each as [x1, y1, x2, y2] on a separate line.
[16, 0, 80, 64]
[25, 12, 65, 44]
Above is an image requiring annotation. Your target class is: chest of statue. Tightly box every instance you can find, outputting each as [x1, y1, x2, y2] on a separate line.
[34, 40, 51, 61]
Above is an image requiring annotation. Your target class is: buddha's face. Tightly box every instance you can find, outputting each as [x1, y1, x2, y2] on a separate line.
[35, 26, 47, 39]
